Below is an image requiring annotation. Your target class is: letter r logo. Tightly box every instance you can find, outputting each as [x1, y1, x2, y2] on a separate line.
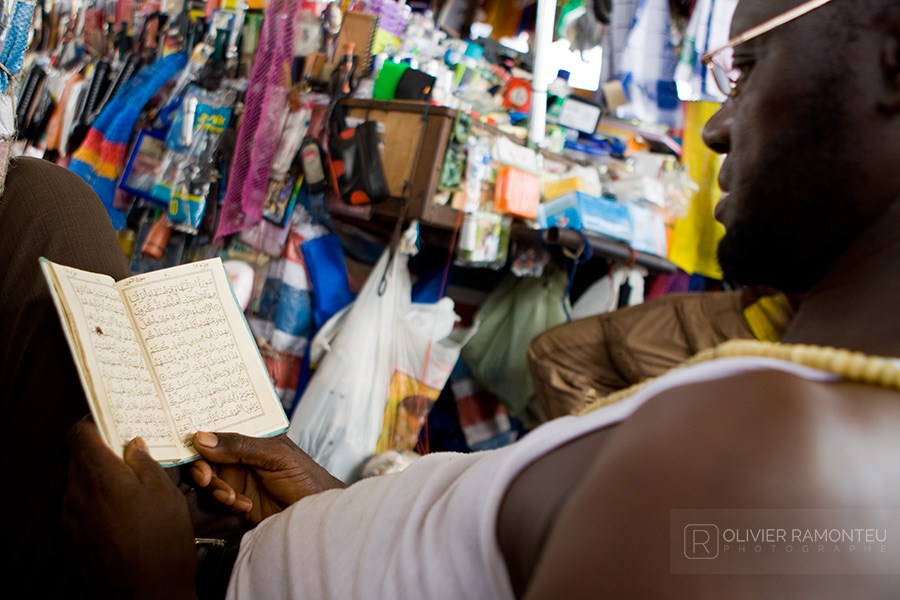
[684, 525, 719, 559]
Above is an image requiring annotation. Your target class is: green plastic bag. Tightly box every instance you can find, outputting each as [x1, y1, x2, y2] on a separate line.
[461, 263, 570, 418]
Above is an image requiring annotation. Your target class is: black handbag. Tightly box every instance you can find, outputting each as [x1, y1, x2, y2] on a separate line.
[327, 113, 389, 205]
[324, 62, 390, 205]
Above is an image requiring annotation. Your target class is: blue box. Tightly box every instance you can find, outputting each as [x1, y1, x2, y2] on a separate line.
[537, 192, 635, 245]
[578, 194, 633, 242]
[537, 192, 583, 230]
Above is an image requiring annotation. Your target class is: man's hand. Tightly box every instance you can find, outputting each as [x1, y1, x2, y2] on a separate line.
[190, 432, 346, 523]
[64, 418, 198, 600]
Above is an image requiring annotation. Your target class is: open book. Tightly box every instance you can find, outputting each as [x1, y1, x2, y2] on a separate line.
[41, 257, 289, 465]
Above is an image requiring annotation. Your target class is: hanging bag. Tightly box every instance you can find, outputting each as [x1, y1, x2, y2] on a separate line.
[287, 239, 461, 482]
[323, 59, 390, 205]
[461, 263, 570, 419]
[327, 116, 390, 205]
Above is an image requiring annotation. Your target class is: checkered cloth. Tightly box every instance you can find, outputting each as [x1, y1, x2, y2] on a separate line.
[614, 0, 682, 128]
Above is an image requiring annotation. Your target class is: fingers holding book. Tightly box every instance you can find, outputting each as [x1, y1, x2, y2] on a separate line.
[190, 431, 347, 524]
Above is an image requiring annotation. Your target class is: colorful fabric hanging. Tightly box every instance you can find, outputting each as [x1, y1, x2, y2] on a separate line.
[614, 0, 681, 128]
[667, 100, 725, 279]
[0, 0, 37, 196]
[69, 53, 187, 229]
[674, 0, 737, 102]
[215, 0, 297, 240]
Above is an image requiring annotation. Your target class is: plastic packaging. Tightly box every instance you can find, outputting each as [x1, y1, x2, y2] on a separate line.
[288, 233, 462, 482]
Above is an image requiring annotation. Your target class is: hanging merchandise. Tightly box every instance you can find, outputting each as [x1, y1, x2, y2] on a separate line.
[673, 0, 737, 102]
[324, 42, 390, 206]
[288, 225, 463, 482]
[0, 0, 36, 194]
[300, 232, 355, 331]
[69, 52, 188, 229]
[668, 101, 726, 279]
[250, 218, 326, 409]
[455, 210, 512, 269]
[436, 110, 472, 195]
[150, 86, 235, 233]
[557, 0, 606, 54]
[569, 264, 648, 320]
[268, 94, 312, 184]
[461, 263, 570, 421]
[461, 134, 491, 213]
[42, 68, 84, 159]
[614, 0, 681, 128]
[216, 0, 298, 240]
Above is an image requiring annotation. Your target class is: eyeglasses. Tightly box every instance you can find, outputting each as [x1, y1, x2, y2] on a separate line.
[701, 0, 835, 97]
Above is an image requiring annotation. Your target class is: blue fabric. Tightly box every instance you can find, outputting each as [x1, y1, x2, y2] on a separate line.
[69, 53, 187, 229]
[301, 233, 355, 330]
[68, 160, 127, 228]
[0, 1, 36, 92]
[411, 267, 449, 304]
[614, 0, 682, 128]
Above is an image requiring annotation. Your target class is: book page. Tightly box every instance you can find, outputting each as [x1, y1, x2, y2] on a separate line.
[119, 259, 287, 454]
[40, 261, 183, 461]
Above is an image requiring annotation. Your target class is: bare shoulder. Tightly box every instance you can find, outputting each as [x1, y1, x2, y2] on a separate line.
[523, 368, 900, 599]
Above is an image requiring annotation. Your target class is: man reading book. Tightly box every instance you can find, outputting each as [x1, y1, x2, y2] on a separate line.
[0, 157, 258, 596]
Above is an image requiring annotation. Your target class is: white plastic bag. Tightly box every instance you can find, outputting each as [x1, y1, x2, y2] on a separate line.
[570, 265, 647, 320]
[287, 245, 461, 482]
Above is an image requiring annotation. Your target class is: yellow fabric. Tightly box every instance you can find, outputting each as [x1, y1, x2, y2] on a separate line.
[668, 101, 726, 279]
[743, 293, 794, 342]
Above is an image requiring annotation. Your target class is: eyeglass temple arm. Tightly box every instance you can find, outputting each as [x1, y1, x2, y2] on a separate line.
[701, 0, 834, 63]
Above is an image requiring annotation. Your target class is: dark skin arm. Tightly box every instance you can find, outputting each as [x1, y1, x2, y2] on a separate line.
[189, 431, 347, 523]
[522, 371, 900, 599]
[64, 418, 198, 600]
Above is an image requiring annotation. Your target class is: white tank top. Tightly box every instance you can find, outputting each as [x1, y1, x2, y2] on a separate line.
[226, 357, 842, 600]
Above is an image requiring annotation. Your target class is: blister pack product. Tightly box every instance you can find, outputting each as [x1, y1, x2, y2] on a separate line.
[151, 86, 234, 233]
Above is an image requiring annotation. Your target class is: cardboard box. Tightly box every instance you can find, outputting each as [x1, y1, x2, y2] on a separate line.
[578, 194, 632, 242]
[496, 166, 540, 219]
[628, 203, 668, 257]
[537, 192, 634, 243]
[542, 176, 586, 201]
[537, 193, 583, 230]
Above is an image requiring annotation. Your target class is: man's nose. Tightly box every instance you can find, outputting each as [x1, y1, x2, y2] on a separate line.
[701, 101, 733, 154]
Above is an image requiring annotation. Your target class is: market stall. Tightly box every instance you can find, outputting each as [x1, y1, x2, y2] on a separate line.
[8, 0, 736, 480]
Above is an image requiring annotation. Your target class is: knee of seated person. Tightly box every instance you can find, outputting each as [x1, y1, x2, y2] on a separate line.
[0, 158, 110, 241]
[4, 157, 103, 209]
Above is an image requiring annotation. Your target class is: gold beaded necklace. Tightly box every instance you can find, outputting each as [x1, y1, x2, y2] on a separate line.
[580, 339, 900, 415]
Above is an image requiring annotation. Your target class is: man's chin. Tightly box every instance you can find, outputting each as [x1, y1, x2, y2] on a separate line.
[717, 238, 815, 294]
